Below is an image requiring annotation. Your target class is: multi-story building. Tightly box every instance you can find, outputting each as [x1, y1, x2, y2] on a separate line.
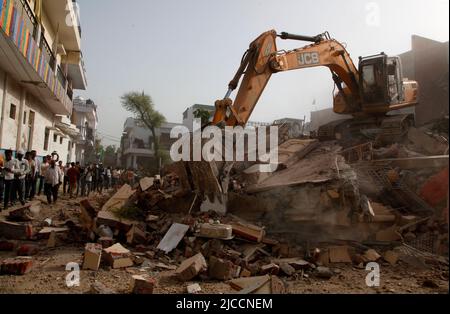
[72, 96, 97, 165]
[0, 0, 87, 162]
[120, 117, 179, 170]
[182, 104, 215, 130]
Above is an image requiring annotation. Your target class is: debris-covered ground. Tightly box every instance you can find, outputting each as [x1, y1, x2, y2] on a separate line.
[1, 119, 449, 294]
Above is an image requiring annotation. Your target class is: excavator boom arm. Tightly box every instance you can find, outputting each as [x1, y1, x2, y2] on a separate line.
[213, 30, 361, 126]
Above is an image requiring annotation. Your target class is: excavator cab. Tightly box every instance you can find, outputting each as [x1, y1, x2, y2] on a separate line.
[359, 53, 406, 113]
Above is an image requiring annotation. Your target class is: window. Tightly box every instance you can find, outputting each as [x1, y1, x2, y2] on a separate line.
[53, 134, 58, 143]
[44, 128, 50, 151]
[10, 104, 16, 119]
[28, 111, 35, 126]
[60, 137, 63, 145]
[23, 111, 27, 125]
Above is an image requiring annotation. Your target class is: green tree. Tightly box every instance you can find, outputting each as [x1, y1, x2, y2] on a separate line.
[194, 108, 211, 127]
[121, 91, 166, 171]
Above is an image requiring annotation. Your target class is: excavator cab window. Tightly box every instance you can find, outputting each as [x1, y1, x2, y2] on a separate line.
[359, 54, 389, 106]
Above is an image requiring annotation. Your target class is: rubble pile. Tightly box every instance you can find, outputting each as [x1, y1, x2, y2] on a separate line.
[0, 120, 448, 294]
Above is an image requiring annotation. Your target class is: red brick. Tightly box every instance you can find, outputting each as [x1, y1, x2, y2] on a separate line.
[131, 275, 156, 294]
[1, 257, 33, 275]
[17, 244, 40, 256]
[0, 241, 16, 251]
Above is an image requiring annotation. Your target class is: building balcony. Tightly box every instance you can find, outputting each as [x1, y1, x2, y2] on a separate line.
[62, 50, 87, 90]
[44, 0, 81, 52]
[0, 0, 73, 115]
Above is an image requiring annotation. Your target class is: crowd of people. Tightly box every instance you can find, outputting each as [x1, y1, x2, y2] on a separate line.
[0, 149, 138, 212]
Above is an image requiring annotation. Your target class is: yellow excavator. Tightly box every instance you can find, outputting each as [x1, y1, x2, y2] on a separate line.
[186, 30, 419, 212]
[212, 30, 418, 143]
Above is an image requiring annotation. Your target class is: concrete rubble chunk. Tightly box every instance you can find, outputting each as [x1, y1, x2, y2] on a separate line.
[260, 263, 280, 275]
[139, 177, 155, 192]
[315, 266, 333, 279]
[131, 275, 156, 294]
[383, 250, 399, 266]
[197, 223, 233, 240]
[229, 275, 272, 294]
[175, 253, 207, 281]
[363, 249, 381, 262]
[187, 283, 202, 294]
[208, 256, 236, 280]
[83, 243, 103, 271]
[279, 262, 296, 276]
[157, 223, 190, 254]
[103, 243, 133, 269]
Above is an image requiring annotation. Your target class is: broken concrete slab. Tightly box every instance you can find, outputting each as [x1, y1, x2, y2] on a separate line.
[103, 243, 134, 269]
[131, 275, 155, 294]
[139, 177, 155, 192]
[229, 275, 271, 294]
[408, 127, 448, 155]
[175, 253, 207, 281]
[83, 243, 103, 271]
[157, 223, 190, 254]
[0, 257, 33, 275]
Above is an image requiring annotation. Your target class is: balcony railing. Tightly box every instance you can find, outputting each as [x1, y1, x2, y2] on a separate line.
[18, 0, 37, 38]
[40, 35, 56, 69]
[0, 0, 72, 114]
[57, 65, 67, 89]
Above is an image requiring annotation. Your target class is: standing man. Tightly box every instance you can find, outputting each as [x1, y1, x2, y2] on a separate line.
[63, 163, 70, 195]
[38, 155, 50, 196]
[75, 162, 82, 196]
[67, 162, 79, 199]
[29, 150, 40, 201]
[44, 160, 60, 205]
[57, 161, 65, 193]
[3, 150, 18, 210]
[15, 150, 29, 206]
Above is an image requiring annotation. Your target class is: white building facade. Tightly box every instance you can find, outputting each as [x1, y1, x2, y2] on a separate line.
[0, 0, 87, 163]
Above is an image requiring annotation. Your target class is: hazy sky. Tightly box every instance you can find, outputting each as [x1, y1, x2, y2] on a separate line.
[76, 0, 449, 146]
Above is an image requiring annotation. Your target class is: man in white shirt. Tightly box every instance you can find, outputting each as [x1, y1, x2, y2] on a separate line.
[3, 150, 18, 210]
[29, 150, 40, 200]
[15, 149, 29, 206]
[38, 155, 50, 196]
[44, 160, 60, 204]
